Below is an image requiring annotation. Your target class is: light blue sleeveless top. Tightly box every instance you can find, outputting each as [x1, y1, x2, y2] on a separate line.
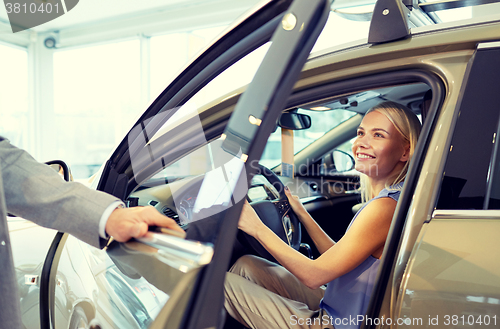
[319, 184, 402, 329]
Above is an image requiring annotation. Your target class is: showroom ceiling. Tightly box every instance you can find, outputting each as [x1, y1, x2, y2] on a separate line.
[0, 0, 377, 48]
[0, 0, 266, 47]
[0, 0, 257, 32]
[0, 0, 376, 33]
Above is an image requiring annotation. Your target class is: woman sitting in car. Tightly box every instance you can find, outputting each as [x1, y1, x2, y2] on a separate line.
[224, 101, 422, 329]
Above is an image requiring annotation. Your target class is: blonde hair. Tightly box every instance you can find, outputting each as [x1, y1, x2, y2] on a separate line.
[359, 101, 422, 202]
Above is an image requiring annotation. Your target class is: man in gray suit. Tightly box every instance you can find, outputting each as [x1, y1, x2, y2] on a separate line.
[0, 137, 184, 328]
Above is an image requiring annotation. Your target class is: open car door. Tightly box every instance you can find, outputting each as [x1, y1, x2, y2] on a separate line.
[35, 1, 332, 329]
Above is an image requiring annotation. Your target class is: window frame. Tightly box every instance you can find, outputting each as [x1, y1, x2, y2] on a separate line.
[434, 44, 500, 211]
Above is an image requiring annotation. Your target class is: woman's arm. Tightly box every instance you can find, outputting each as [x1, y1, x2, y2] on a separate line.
[284, 187, 335, 253]
[238, 197, 396, 289]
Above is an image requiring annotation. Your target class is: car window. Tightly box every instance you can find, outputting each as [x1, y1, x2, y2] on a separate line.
[259, 109, 356, 168]
[436, 45, 500, 210]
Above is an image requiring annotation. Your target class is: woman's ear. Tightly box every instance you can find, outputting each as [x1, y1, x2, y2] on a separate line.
[400, 143, 411, 162]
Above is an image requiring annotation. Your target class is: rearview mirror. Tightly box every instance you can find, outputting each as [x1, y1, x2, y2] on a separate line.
[278, 112, 311, 130]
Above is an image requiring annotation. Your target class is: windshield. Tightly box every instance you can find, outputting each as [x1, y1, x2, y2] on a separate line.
[259, 109, 356, 168]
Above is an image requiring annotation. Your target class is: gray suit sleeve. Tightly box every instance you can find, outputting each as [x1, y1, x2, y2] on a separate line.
[0, 138, 120, 248]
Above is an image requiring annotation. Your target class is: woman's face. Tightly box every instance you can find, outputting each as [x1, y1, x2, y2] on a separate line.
[352, 111, 409, 182]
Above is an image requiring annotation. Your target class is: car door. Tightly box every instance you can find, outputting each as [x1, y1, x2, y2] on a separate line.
[36, 1, 334, 329]
[389, 42, 500, 328]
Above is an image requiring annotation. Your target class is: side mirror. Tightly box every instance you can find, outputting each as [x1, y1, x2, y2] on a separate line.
[322, 150, 355, 174]
[46, 160, 73, 182]
[332, 150, 355, 172]
[278, 112, 311, 130]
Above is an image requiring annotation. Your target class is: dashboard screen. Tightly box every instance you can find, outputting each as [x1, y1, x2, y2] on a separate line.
[247, 185, 269, 202]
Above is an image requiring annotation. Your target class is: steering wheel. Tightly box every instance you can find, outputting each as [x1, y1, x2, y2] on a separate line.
[239, 164, 302, 262]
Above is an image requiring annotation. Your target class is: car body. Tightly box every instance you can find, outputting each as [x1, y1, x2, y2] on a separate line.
[7, 0, 500, 328]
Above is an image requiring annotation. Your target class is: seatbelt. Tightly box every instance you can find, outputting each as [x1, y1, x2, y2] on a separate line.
[281, 128, 294, 178]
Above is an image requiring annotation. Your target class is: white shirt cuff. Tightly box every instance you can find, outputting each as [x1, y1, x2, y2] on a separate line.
[99, 201, 125, 239]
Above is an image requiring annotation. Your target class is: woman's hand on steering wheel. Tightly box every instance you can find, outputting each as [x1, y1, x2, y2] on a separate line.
[238, 164, 302, 262]
[284, 186, 307, 217]
[238, 200, 266, 238]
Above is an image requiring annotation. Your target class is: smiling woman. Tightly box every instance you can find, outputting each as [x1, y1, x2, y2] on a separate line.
[224, 101, 422, 329]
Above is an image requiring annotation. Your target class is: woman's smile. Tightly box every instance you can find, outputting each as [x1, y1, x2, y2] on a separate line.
[355, 153, 375, 160]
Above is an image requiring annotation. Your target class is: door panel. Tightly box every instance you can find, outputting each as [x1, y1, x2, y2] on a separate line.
[398, 214, 500, 328]
[52, 234, 213, 329]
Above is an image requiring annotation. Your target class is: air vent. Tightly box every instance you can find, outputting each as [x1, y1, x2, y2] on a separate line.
[161, 206, 180, 224]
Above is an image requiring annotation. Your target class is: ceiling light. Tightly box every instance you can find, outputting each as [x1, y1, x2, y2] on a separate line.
[310, 106, 331, 111]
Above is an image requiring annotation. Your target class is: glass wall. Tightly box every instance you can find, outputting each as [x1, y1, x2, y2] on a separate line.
[149, 26, 226, 99]
[52, 27, 227, 180]
[53, 40, 142, 179]
[0, 43, 28, 151]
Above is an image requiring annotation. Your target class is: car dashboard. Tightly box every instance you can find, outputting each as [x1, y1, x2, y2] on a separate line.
[128, 174, 283, 227]
[129, 171, 359, 231]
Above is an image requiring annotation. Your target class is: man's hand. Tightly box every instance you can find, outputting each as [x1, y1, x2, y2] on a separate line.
[105, 206, 185, 242]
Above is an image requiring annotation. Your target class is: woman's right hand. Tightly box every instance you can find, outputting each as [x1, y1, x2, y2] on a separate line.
[284, 186, 307, 216]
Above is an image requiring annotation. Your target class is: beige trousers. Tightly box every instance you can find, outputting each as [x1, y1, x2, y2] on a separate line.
[224, 255, 335, 329]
